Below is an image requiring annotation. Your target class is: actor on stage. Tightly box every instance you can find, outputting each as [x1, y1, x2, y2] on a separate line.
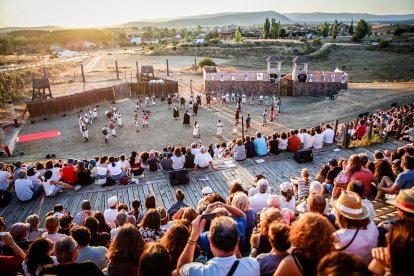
[277, 97, 281, 113]
[183, 110, 191, 126]
[110, 120, 116, 137]
[242, 93, 246, 104]
[135, 98, 140, 109]
[193, 121, 199, 138]
[250, 94, 255, 105]
[222, 94, 227, 107]
[173, 105, 180, 120]
[139, 97, 143, 108]
[92, 106, 98, 119]
[246, 114, 251, 132]
[259, 94, 264, 105]
[196, 95, 201, 105]
[135, 120, 140, 132]
[82, 126, 89, 142]
[134, 110, 138, 121]
[167, 95, 172, 109]
[212, 95, 217, 107]
[193, 102, 198, 115]
[264, 94, 269, 105]
[271, 95, 276, 107]
[206, 94, 211, 108]
[180, 96, 186, 108]
[235, 109, 240, 121]
[145, 96, 150, 107]
[233, 120, 239, 135]
[152, 95, 156, 106]
[102, 125, 109, 143]
[117, 112, 123, 127]
[161, 92, 165, 104]
[262, 109, 267, 126]
[142, 111, 149, 127]
[173, 95, 178, 105]
[225, 92, 230, 103]
[189, 96, 193, 106]
[231, 92, 235, 103]
[216, 120, 223, 138]
[270, 105, 276, 122]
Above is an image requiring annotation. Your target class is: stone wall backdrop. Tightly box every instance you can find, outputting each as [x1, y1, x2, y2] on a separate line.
[204, 81, 281, 95]
[293, 82, 348, 96]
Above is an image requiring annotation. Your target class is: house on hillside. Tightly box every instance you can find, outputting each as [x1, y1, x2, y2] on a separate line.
[143, 38, 159, 44]
[131, 37, 142, 45]
[287, 24, 308, 33]
[328, 22, 350, 36]
[65, 40, 87, 50]
[118, 38, 132, 45]
[242, 29, 264, 37]
[219, 29, 237, 39]
[161, 37, 171, 43]
[192, 39, 205, 44]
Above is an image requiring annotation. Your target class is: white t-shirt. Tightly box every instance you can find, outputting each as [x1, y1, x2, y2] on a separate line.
[194, 153, 212, 168]
[249, 187, 272, 197]
[49, 167, 61, 181]
[108, 163, 122, 176]
[279, 139, 288, 150]
[120, 160, 130, 168]
[162, 221, 175, 231]
[0, 171, 11, 190]
[213, 148, 220, 158]
[323, 128, 335, 143]
[42, 232, 66, 243]
[191, 148, 200, 155]
[302, 133, 312, 149]
[249, 193, 271, 214]
[97, 166, 109, 176]
[104, 208, 118, 229]
[27, 172, 41, 186]
[180, 255, 260, 276]
[110, 226, 121, 240]
[333, 221, 379, 264]
[171, 155, 185, 170]
[312, 134, 323, 149]
[280, 196, 295, 211]
[43, 179, 56, 196]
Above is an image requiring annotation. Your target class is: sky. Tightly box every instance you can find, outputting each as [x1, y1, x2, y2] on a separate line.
[0, 0, 413, 28]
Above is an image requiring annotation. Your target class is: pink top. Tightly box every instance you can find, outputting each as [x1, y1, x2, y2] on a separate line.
[110, 121, 114, 127]
[350, 168, 373, 198]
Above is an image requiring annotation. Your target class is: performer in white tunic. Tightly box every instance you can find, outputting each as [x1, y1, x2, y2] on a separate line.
[139, 97, 143, 108]
[212, 95, 217, 107]
[102, 125, 109, 143]
[135, 98, 140, 109]
[225, 93, 230, 103]
[87, 109, 93, 124]
[82, 126, 89, 142]
[233, 120, 239, 135]
[259, 95, 264, 105]
[145, 96, 150, 107]
[193, 121, 199, 138]
[83, 116, 89, 126]
[92, 106, 98, 119]
[231, 92, 236, 103]
[174, 92, 179, 98]
[110, 120, 116, 137]
[189, 96, 193, 108]
[242, 93, 246, 104]
[135, 120, 140, 132]
[216, 120, 223, 138]
[151, 95, 156, 106]
[117, 113, 123, 127]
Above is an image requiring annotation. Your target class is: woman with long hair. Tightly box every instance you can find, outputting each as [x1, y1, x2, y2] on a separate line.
[108, 156, 127, 181]
[129, 199, 141, 223]
[43, 170, 75, 197]
[75, 161, 94, 185]
[93, 211, 111, 234]
[107, 224, 147, 276]
[373, 159, 395, 200]
[349, 154, 373, 198]
[279, 132, 288, 152]
[23, 237, 56, 276]
[25, 214, 44, 241]
[41, 216, 65, 243]
[139, 209, 166, 243]
[275, 213, 336, 276]
[232, 138, 247, 161]
[279, 182, 296, 211]
[291, 168, 312, 199]
[138, 243, 172, 276]
[171, 147, 185, 170]
[26, 165, 43, 187]
[232, 192, 256, 254]
[251, 208, 282, 256]
[96, 156, 110, 184]
[129, 151, 142, 176]
[315, 165, 330, 183]
[160, 223, 200, 270]
[140, 151, 150, 170]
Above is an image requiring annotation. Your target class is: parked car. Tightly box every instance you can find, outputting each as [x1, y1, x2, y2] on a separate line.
[362, 41, 371, 45]
[371, 42, 379, 46]
[107, 52, 113, 55]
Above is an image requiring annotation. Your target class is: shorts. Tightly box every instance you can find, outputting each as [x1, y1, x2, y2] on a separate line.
[48, 185, 64, 197]
[324, 183, 334, 194]
[143, 121, 148, 125]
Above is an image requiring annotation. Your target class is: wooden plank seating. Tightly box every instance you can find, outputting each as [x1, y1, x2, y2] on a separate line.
[0, 140, 407, 229]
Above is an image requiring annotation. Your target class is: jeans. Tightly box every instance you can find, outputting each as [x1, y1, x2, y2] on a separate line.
[28, 185, 43, 201]
[324, 183, 334, 194]
[110, 171, 126, 181]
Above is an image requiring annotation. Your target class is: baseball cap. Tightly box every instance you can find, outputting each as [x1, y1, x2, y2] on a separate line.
[78, 161, 85, 167]
[328, 159, 338, 166]
[108, 196, 118, 207]
[202, 187, 213, 194]
[162, 152, 168, 157]
[0, 162, 4, 168]
[27, 164, 34, 170]
[391, 159, 401, 166]
[67, 158, 74, 164]
[9, 223, 30, 238]
[13, 161, 24, 167]
[280, 182, 292, 193]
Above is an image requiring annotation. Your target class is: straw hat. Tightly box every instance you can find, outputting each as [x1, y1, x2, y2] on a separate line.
[387, 189, 414, 214]
[331, 191, 370, 220]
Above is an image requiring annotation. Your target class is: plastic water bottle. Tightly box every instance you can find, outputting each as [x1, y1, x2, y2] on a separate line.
[131, 172, 134, 179]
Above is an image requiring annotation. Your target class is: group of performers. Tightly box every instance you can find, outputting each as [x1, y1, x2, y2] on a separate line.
[78, 106, 98, 142]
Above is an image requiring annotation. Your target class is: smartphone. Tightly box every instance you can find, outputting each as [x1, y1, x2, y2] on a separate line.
[0, 232, 10, 237]
[201, 212, 223, 221]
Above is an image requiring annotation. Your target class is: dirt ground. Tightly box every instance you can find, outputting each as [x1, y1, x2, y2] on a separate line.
[3, 78, 413, 163]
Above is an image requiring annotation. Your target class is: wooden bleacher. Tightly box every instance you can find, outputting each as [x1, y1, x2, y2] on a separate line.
[0, 140, 408, 229]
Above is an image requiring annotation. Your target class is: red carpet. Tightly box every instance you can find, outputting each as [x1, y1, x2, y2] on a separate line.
[17, 131, 60, 143]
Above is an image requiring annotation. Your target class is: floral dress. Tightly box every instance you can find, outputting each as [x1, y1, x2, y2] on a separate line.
[139, 228, 166, 243]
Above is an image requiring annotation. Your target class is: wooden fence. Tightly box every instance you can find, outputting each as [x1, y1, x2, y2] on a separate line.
[129, 78, 178, 97]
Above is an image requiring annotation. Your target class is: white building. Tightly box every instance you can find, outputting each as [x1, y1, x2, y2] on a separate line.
[131, 37, 142, 45]
[52, 49, 79, 56]
[192, 39, 205, 44]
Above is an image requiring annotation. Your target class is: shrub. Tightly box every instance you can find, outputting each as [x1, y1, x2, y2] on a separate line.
[208, 38, 220, 44]
[148, 45, 155, 50]
[349, 134, 381, 148]
[378, 40, 389, 48]
[202, 42, 208, 47]
[299, 38, 307, 43]
[197, 57, 216, 68]
[312, 37, 322, 45]
[196, 44, 201, 47]
[350, 35, 359, 42]
[172, 46, 176, 51]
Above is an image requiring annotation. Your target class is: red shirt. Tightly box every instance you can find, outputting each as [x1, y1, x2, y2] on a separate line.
[355, 125, 366, 138]
[62, 165, 78, 184]
[0, 256, 23, 276]
[350, 168, 373, 198]
[288, 135, 301, 152]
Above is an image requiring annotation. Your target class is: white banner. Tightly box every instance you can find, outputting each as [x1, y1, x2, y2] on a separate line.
[322, 74, 326, 82]
[212, 73, 216, 80]
[331, 74, 335, 82]
[220, 73, 224, 81]
[244, 73, 248, 81]
[308, 74, 313, 82]
[257, 73, 263, 80]
[231, 73, 235, 80]
[341, 74, 346, 84]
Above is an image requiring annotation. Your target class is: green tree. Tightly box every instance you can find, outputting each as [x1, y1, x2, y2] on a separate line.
[332, 20, 338, 41]
[172, 28, 176, 36]
[386, 29, 390, 34]
[197, 25, 202, 33]
[118, 32, 126, 40]
[394, 24, 405, 36]
[349, 19, 354, 34]
[233, 29, 243, 42]
[198, 57, 216, 68]
[277, 21, 281, 37]
[271, 18, 277, 38]
[320, 22, 329, 38]
[263, 18, 270, 39]
[180, 29, 185, 38]
[355, 19, 369, 39]
[171, 37, 176, 45]
[0, 38, 12, 53]
[367, 22, 372, 37]
[154, 32, 161, 39]
[184, 32, 189, 42]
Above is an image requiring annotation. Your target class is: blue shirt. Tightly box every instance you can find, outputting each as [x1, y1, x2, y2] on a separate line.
[395, 169, 414, 189]
[254, 137, 267, 156]
[15, 179, 33, 201]
[198, 216, 247, 260]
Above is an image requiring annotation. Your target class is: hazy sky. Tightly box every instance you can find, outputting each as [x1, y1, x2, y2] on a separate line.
[0, 0, 413, 28]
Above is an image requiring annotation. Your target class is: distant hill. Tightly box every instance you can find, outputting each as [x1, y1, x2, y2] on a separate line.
[282, 12, 414, 24]
[0, 25, 66, 34]
[120, 11, 292, 28]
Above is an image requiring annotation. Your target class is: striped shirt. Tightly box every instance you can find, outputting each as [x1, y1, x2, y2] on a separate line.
[297, 177, 313, 198]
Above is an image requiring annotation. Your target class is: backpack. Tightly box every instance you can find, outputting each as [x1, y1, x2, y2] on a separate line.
[0, 190, 12, 207]
[120, 176, 130, 185]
